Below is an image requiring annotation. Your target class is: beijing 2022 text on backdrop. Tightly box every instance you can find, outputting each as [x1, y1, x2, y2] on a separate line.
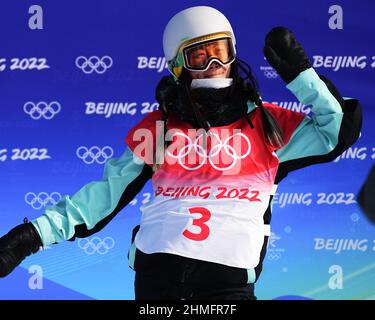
[0, 0, 374, 300]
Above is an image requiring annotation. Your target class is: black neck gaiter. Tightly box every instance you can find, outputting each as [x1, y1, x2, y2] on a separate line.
[172, 81, 249, 128]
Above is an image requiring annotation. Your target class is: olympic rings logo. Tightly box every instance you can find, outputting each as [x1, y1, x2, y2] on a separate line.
[75, 56, 113, 74]
[267, 252, 282, 261]
[24, 192, 62, 210]
[263, 69, 278, 79]
[78, 237, 115, 255]
[23, 101, 61, 120]
[166, 131, 251, 171]
[76, 146, 114, 164]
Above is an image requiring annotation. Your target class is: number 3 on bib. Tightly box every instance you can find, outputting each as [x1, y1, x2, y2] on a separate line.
[183, 207, 211, 241]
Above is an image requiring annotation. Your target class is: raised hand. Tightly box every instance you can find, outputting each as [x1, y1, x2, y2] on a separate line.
[263, 26, 311, 83]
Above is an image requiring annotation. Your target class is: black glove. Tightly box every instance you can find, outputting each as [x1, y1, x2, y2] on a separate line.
[263, 26, 312, 83]
[0, 220, 43, 277]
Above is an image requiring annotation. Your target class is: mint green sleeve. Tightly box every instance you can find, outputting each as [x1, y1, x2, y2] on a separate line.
[275, 68, 344, 162]
[31, 146, 147, 246]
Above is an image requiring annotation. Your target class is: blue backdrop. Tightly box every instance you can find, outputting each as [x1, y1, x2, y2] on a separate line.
[0, 0, 374, 300]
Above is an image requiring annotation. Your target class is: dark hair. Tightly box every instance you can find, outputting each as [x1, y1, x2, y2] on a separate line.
[233, 58, 284, 148]
[154, 59, 285, 170]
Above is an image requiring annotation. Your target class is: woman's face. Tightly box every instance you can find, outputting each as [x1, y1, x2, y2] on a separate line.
[187, 39, 232, 79]
[189, 61, 231, 79]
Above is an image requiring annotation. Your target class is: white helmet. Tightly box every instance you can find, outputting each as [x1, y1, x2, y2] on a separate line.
[163, 6, 237, 81]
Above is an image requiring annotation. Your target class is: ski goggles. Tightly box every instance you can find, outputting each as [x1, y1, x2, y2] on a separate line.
[169, 33, 236, 79]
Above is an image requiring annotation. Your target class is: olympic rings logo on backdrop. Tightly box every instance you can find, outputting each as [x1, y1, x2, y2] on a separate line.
[78, 237, 115, 255]
[267, 252, 282, 261]
[75, 56, 113, 74]
[166, 131, 251, 171]
[25, 192, 62, 210]
[23, 101, 61, 120]
[76, 146, 114, 164]
[266, 232, 285, 261]
[260, 66, 279, 79]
